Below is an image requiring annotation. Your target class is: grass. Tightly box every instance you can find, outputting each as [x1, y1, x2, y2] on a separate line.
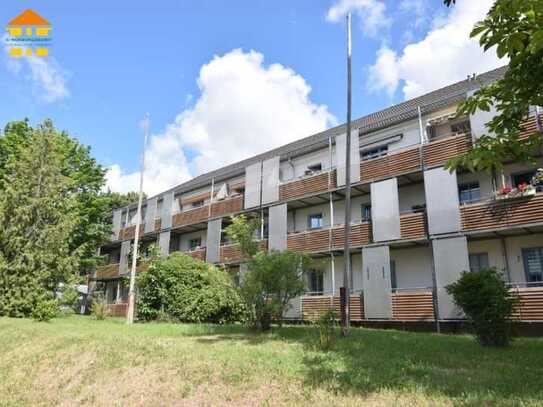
[1, 316, 543, 406]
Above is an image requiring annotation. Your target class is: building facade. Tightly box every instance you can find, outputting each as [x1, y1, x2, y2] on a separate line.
[91, 67, 543, 325]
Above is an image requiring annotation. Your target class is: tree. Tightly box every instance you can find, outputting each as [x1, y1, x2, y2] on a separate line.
[225, 215, 311, 330]
[444, 0, 543, 173]
[446, 268, 518, 347]
[0, 120, 141, 274]
[0, 124, 79, 317]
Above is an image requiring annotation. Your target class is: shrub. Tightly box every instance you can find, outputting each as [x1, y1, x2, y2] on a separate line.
[137, 252, 245, 323]
[90, 293, 109, 320]
[313, 309, 338, 351]
[60, 286, 80, 314]
[446, 268, 518, 347]
[31, 299, 59, 322]
[241, 250, 311, 330]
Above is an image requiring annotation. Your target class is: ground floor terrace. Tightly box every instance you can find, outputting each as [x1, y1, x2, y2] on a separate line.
[91, 232, 543, 331]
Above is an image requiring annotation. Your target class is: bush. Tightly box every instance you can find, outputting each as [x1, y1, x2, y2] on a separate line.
[241, 250, 311, 330]
[313, 309, 338, 351]
[137, 252, 245, 323]
[60, 286, 80, 314]
[31, 299, 59, 322]
[446, 268, 518, 347]
[90, 293, 109, 320]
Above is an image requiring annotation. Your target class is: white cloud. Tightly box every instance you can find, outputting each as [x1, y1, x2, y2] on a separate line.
[326, 0, 390, 38]
[2, 35, 69, 103]
[106, 49, 336, 195]
[368, 0, 503, 100]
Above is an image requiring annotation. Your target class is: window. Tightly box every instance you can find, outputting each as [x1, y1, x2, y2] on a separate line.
[308, 270, 324, 294]
[308, 213, 323, 229]
[360, 145, 388, 161]
[469, 253, 489, 272]
[192, 200, 204, 208]
[451, 120, 471, 134]
[189, 237, 202, 251]
[361, 204, 372, 222]
[458, 182, 480, 204]
[511, 171, 536, 189]
[306, 163, 322, 173]
[522, 248, 543, 282]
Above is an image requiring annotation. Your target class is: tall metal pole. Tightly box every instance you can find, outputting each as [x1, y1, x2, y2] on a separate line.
[127, 113, 149, 324]
[341, 12, 352, 335]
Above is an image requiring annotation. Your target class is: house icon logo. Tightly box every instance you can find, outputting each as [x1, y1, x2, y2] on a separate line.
[5, 9, 52, 57]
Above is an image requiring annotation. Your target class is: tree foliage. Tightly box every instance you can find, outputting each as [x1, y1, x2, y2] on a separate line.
[136, 252, 245, 323]
[0, 124, 79, 316]
[444, 0, 543, 173]
[226, 215, 311, 330]
[446, 268, 517, 347]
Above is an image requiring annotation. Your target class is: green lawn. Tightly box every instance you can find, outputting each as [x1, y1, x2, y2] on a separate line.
[1, 316, 542, 406]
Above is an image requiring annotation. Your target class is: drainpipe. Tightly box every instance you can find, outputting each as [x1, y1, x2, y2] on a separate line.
[501, 237, 512, 282]
[331, 253, 336, 295]
[429, 241, 441, 334]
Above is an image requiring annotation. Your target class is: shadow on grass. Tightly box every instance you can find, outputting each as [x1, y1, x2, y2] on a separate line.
[184, 322, 543, 404]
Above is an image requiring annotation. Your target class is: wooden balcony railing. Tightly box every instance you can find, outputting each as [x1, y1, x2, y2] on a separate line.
[94, 263, 120, 280]
[172, 206, 210, 228]
[210, 196, 243, 218]
[361, 145, 422, 184]
[400, 211, 427, 240]
[511, 286, 543, 321]
[279, 170, 336, 201]
[301, 294, 364, 321]
[422, 133, 472, 168]
[518, 115, 541, 141]
[106, 303, 128, 317]
[330, 223, 372, 250]
[187, 248, 206, 261]
[219, 240, 267, 264]
[392, 289, 434, 321]
[461, 193, 543, 232]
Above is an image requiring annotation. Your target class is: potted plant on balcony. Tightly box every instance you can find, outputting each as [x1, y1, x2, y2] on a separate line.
[518, 182, 536, 197]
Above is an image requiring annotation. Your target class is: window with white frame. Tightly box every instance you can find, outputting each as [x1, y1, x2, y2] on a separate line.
[308, 269, 324, 294]
[189, 237, 202, 251]
[308, 213, 323, 229]
[522, 247, 543, 282]
[361, 204, 372, 222]
[360, 145, 388, 161]
[458, 182, 481, 204]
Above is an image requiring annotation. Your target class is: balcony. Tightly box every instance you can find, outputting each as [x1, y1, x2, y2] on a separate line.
[119, 218, 161, 240]
[210, 195, 243, 218]
[186, 247, 206, 261]
[172, 206, 210, 228]
[287, 212, 427, 254]
[94, 263, 119, 280]
[422, 132, 472, 168]
[361, 144, 422, 184]
[279, 170, 336, 201]
[219, 240, 268, 264]
[510, 284, 543, 321]
[300, 292, 364, 321]
[172, 196, 244, 229]
[391, 288, 435, 321]
[461, 193, 543, 232]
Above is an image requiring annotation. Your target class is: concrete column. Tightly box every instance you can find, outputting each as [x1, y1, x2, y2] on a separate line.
[268, 203, 287, 251]
[424, 167, 461, 235]
[119, 240, 131, 275]
[262, 156, 280, 204]
[158, 231, 171, 257]
[206, 218, 222, 263]
[161, 191, 174, 229]
[144, 197, 158, 234]
[432, 236, 470, 319]
[362, 245, 392, 319]
[370, 178, 401, 242]
[244, 162, 262, 209]
[335, 130, 360, 186]
[112, 209, 122, 240]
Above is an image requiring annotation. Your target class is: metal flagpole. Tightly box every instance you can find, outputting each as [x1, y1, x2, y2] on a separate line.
[341, 12, 352, 336]
[127, 113, 149, 324]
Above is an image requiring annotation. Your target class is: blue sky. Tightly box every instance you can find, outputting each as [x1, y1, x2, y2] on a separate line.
[0, 0, 501, 194]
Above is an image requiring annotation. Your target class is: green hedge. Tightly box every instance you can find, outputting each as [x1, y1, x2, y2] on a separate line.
[136, 252, 245, 323]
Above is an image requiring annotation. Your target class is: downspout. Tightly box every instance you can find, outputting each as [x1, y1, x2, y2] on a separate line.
[501, 237, 512, 283]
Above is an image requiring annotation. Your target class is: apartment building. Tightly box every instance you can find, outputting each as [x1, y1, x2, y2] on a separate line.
[91, 66, 543, 327]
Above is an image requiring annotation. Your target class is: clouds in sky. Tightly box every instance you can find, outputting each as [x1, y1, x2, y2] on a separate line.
[326, 0, 390, 38]
[2, 35, 69, 103]
[105, 49, 336, 195]
[366, 0, 503, 100]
